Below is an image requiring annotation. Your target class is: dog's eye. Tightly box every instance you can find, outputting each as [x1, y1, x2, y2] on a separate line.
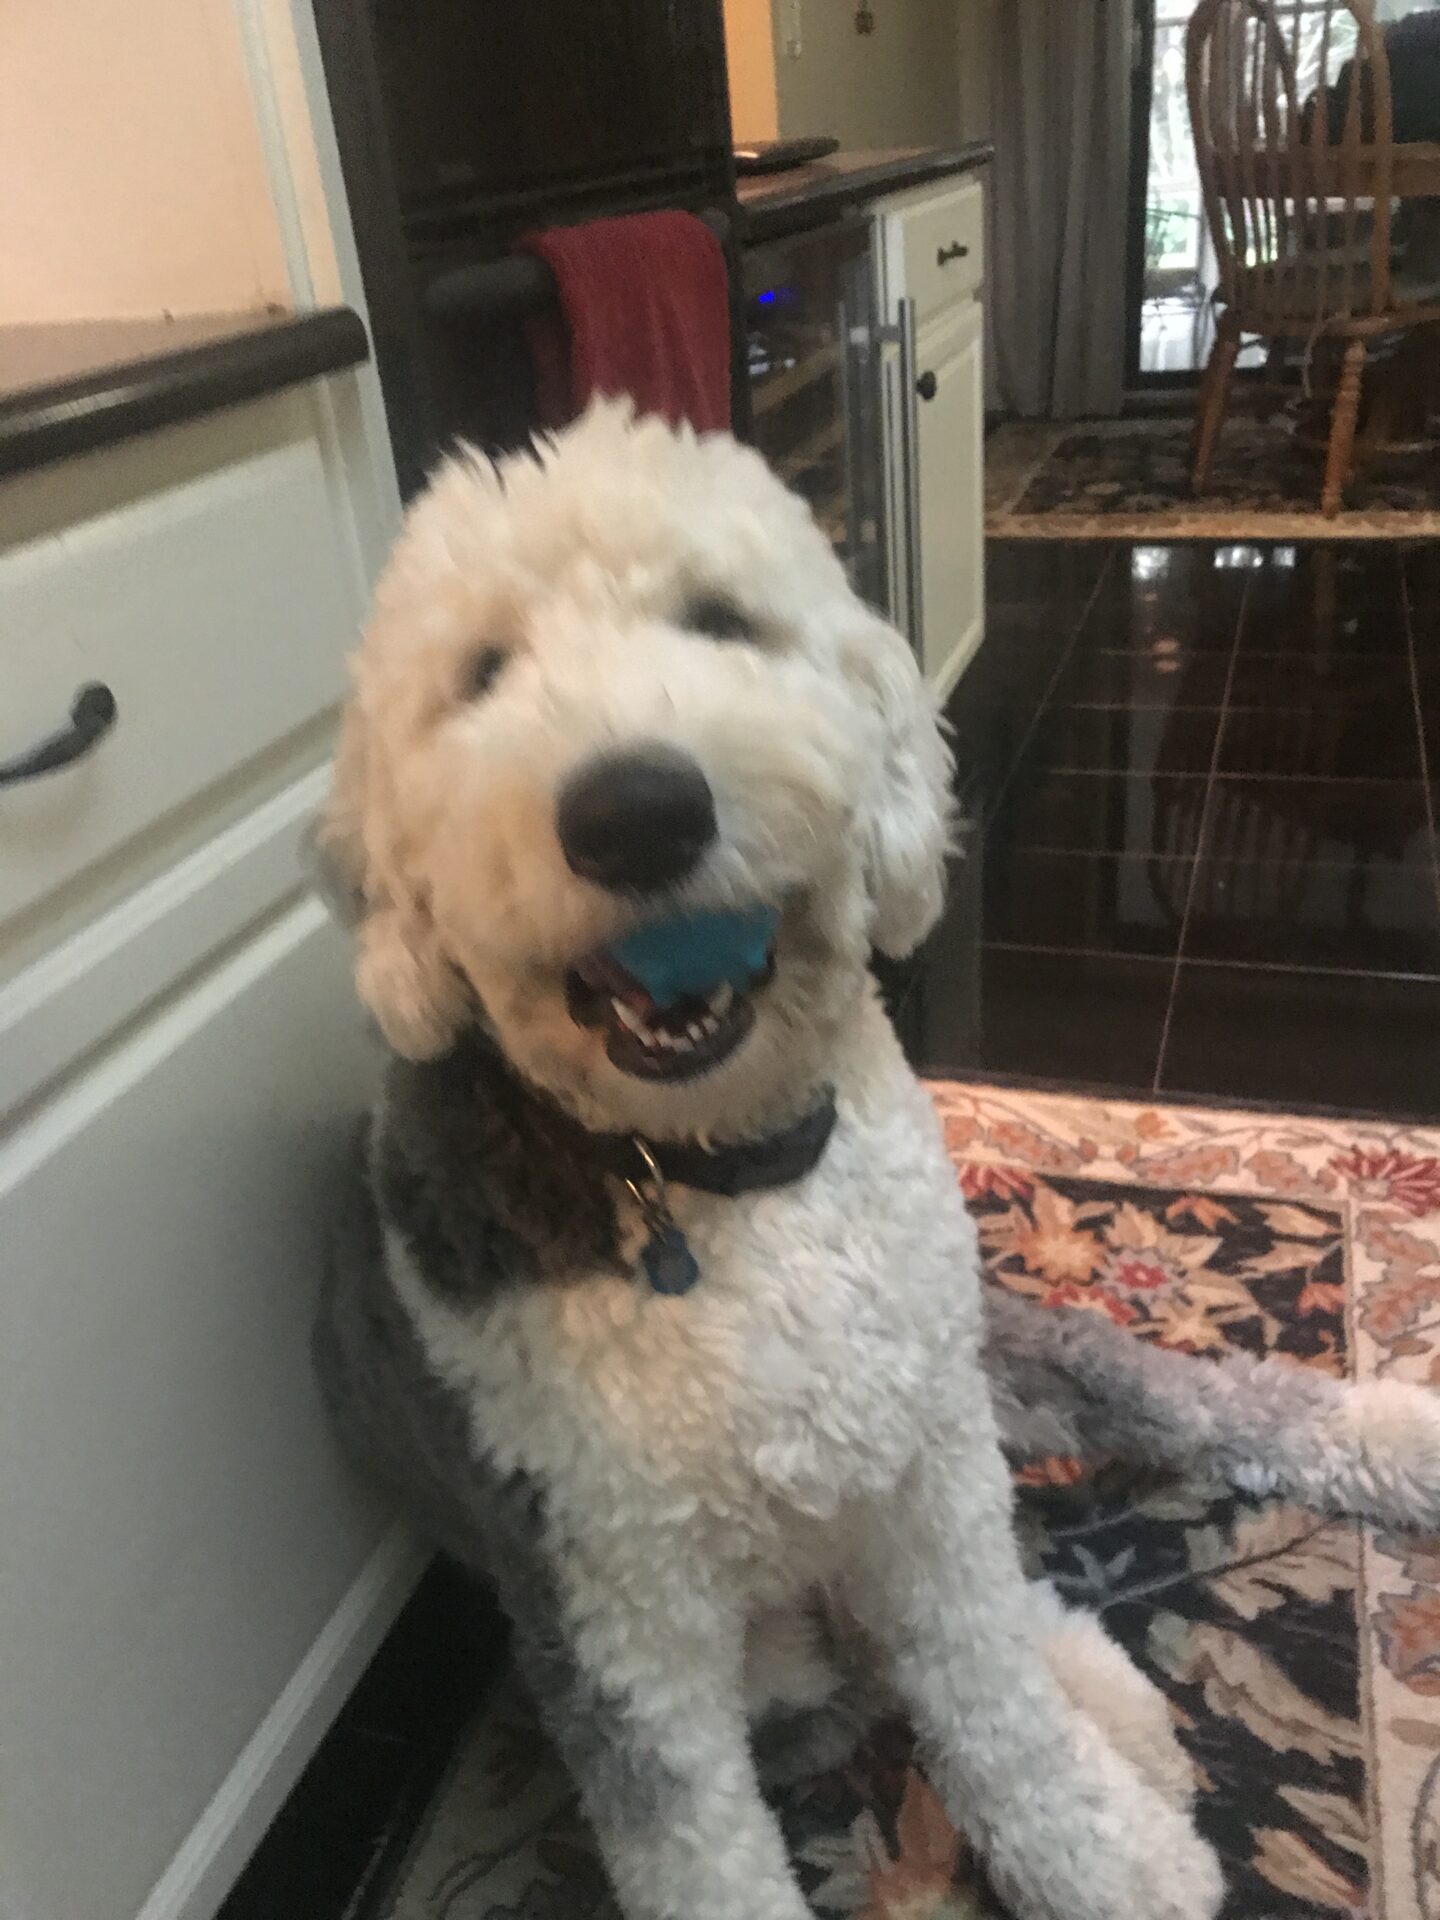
[679, 593, 759, 644]
[462, 647, 507, 699]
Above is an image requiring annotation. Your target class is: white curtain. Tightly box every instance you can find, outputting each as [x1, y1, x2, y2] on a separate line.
[986, 0, 1136, 419]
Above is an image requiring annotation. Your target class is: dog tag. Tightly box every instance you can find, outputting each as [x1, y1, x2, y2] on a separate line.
[642, 1222, 701, 1297]
[626, 1139, 701, 1296]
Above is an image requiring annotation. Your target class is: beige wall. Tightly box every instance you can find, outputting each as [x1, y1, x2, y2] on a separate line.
[724, 0, 781, 141]
[0, 0, 290, 325]
[774, 0, 961, 149]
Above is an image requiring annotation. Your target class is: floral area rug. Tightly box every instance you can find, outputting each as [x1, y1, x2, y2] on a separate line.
[381, 1085, 1440, 1920]
[986, 417, 1440, 540]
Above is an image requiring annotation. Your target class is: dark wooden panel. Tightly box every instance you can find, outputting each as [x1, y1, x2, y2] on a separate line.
[368, 0, 733, 231]
[316, 0, 738, 487]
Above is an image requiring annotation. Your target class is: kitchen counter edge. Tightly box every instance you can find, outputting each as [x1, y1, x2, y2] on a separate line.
[0, 307, 371, 482]
[736, 142, 994, 242]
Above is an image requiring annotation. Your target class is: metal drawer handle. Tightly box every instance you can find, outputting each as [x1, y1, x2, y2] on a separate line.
[0, 682, 118, 787]
[937, 241, 970, 266]
[916, 370, 939, 401]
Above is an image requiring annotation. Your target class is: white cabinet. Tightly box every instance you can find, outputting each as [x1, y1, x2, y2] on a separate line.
[0, 899, 398, 1920]
[889, 182, 985, 322]
[874, 173, 987, 697]
[0, 400, 415, 1920]
[0, 6, 414, 1920]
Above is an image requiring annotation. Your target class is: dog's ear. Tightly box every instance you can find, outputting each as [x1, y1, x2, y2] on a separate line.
[315, 700, 470, 1060]
[843, 617, 955, 959]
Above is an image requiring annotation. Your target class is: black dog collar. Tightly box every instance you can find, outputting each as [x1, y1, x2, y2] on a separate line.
[441, 1031, 837, 1297]
[587, 1095, 839, 1296]
[590, 1095, 839, 1199]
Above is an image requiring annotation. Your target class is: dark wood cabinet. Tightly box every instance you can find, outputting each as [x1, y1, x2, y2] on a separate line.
[370, 0, 732, 236]
[314, 0, 737, 491]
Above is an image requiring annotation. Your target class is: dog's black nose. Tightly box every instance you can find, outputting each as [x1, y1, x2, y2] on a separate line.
[557, 744, 716, 893]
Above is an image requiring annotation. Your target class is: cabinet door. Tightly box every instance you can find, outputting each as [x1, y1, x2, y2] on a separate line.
[0, 900, 394, 1920]
[914, 302, 985, 696]
[742, 221, 890, 613]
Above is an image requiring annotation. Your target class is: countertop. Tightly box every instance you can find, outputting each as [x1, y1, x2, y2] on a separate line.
[735, 142, 993, 241]
[0, 307, 370, 481]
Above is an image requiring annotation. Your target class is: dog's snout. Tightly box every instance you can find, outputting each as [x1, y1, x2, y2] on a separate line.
[556, 744, 717, 893]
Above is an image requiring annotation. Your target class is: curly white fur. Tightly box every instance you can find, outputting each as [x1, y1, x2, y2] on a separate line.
[321, 403, 1231, 1920]
[325, 400, 951, 1143]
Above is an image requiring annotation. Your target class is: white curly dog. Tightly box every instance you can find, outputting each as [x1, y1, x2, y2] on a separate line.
[317, 401, 1440, 1920]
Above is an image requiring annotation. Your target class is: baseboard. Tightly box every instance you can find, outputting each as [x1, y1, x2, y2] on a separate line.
[134, 1522, 427, 1920]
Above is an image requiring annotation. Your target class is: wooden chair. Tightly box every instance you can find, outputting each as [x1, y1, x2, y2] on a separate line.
[1186, 0, 1440, 515]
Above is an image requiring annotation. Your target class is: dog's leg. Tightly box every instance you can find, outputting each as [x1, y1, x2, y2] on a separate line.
[515, 1617, 812, 1920]
[985, 1285, 1440, 1530]
[1030, 1579, 1195, 1813]
[484, 1490, 811, 1920]
[319, 1247, 809, 1919]
[847, 1427, 1223, 1920]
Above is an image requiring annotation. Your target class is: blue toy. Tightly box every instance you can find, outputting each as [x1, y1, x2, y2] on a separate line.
[608, 905, 778, 1004]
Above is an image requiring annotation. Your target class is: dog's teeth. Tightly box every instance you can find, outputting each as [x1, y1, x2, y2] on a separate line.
[614, 999, 668, 1050]
[708, 982, 734, 1016]
[687, 1022, 704, 1042]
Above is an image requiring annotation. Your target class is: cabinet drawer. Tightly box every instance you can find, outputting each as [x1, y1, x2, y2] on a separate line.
[0, 393, 362, 939]
[894, 179, 985, 324]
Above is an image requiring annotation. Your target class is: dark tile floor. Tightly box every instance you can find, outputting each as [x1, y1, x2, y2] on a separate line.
[217, 1562, 504, 1920]
[906, 538, 1440, 1119]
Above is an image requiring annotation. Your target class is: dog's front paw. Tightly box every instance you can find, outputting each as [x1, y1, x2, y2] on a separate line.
[1093, 1809, 1224, 1920]
[1042, 1603, 1195, 1811]
[984, 1735, 1223, 1920]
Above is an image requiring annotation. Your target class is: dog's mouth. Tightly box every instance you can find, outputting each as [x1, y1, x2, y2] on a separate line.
[565, 945, 776, 1083]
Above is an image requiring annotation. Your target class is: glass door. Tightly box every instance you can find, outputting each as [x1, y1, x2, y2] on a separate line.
[742, 221, 889, 616]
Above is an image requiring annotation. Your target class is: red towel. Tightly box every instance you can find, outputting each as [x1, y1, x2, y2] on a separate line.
[517, 210, 731, 433]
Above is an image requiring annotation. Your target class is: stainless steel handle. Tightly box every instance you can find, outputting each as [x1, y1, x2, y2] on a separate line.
[0, 683, 117, 788]
[835, 292, 862, 574]
[896, 296, 924, 660]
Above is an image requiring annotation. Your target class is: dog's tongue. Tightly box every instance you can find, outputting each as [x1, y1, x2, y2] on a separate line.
[607, 906, 778, 1008]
